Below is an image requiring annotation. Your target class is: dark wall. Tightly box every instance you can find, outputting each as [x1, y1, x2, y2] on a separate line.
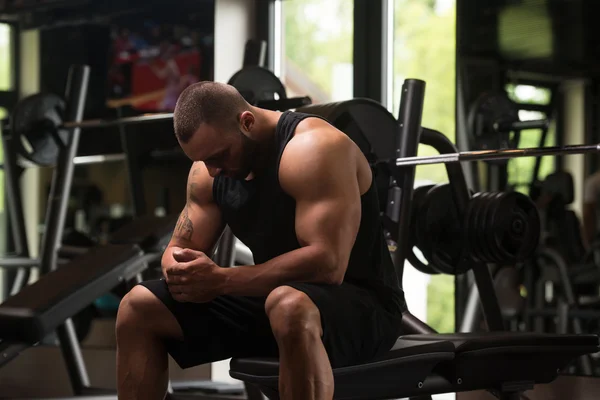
[40, 24, 112, 119]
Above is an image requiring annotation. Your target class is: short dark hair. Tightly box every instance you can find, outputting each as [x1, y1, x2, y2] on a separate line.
[173, 81, 250, 143]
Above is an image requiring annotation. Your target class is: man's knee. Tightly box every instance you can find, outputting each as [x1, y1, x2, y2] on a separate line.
[116, 284, 182, 340]
[265, 286, 322, 340]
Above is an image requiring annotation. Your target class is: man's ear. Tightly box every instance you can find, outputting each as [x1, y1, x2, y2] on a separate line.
[239, 110, 255, 133]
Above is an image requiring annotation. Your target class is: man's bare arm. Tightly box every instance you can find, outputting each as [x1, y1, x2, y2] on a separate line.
[162, 163, 225, 267]
[221, 130, 362, 296]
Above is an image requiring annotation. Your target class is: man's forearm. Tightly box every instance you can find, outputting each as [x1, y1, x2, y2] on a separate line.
[221, 246, 343, 297]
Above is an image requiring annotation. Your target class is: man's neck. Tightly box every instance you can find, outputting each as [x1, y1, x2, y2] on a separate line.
[248, 107, 282, 142]
[248, 107, 283, 177]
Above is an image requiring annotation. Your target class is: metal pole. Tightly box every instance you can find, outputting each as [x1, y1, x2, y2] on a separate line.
[539, 247, 594, 375]
[38, 65, 92, 395]
[116, 108, 147, 217]
[1, 124, 29, 258]
[396, 143, 600, 167]
[391, 79, 426, 276]
[63, 112, 174, 130]
[459, 278, 481, 332]
[0, 121, 32, 296]
[38, 64, 90, 274]
[56, 319, 91, 394]
[496, 119, 549, 132]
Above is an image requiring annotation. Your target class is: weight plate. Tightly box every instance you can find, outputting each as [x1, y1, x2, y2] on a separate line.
[228, 66, 287, 105]
[485, 192, 508, 263]
[11, 92, 67, 167]
[467, 192, 499, 263]
[491, 192, 540, 262]
[418, 184, 464, 275]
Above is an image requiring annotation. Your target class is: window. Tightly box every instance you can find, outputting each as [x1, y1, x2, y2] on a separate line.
[0, 108, 5, 224]
[279, 0, 353, 103]
[392, 0, 456, 185]
[392, 0, 457, 333]
[0, 24, 12, 91]
[505, 84, 555, 194]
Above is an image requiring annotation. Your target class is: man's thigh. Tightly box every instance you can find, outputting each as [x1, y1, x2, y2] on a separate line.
[139, 279, 278, 369]
[286, 281, 403, 368]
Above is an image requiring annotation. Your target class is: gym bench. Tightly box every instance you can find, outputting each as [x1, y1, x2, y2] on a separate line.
[0, 214, 178, 363]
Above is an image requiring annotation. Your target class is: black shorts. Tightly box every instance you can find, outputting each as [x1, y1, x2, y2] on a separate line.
[140, 279, 403, 369]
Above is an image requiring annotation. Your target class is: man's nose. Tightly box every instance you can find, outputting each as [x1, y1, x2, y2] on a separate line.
[206, 166, 222, 177]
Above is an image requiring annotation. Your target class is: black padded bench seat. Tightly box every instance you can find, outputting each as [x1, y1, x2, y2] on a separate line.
[229, 332, 599, 400]
[0, 215, 177, 344]
[0, 244, 149, 344]
[109, 214, 178, 251]
[230, 338, 455, 400]
[402, 332, 599, 393]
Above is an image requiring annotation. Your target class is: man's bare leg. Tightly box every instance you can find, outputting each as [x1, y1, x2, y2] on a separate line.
[115, 285, 184, 400]
[266, 286, 334, 400]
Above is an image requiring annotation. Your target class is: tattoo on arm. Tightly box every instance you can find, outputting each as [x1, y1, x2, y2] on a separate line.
[174, 206, 194, 241]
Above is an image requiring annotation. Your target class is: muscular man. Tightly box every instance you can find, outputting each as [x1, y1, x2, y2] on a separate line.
[115, 82, 406, 400]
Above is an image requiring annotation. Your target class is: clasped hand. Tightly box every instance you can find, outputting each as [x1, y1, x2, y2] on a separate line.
[163, 247, 225, 303]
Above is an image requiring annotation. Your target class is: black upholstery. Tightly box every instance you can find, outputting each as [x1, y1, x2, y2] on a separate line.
[550, 210, 587, 263]
[542, 171, 574, 205]
[403, 333, 599, 392]
[229, 333, 599, 399]
[230, 339, 455, 400]
[540, 171, 586, 262]
[0, 215, 178, 345]
[0, 340, 27, 368]
[0, 244, 145, 344]
[109, 214, 178, 251]
[0, 216, 179, 344]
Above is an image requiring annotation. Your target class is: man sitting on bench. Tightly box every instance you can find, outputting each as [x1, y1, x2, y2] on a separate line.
[115, 82, 406, 400]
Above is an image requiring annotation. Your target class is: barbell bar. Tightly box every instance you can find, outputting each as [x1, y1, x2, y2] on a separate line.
[396, 143, 600, 167]
[58, 96, 311, 130]
[65, 114, 596, 166]
[63, 112, 174, 130]
[495, 118, 549, 132]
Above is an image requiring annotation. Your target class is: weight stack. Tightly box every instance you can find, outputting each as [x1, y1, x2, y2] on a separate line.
[464, 191, 541, 264]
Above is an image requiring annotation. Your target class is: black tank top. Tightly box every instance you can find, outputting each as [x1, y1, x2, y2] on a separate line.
[213, 111, 406, 313]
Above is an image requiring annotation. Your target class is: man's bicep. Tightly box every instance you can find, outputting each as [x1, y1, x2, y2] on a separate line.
[170, 200, 224, 253]
[169, 163, 225, 253]
[290, 163, 362, 267]
[295, 193, 361, 253]
[281, 131, 362, 269]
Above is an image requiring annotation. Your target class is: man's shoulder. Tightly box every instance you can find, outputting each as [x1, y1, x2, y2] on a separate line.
[289, 118, 351, 153]
[187, 162, 215, 205]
